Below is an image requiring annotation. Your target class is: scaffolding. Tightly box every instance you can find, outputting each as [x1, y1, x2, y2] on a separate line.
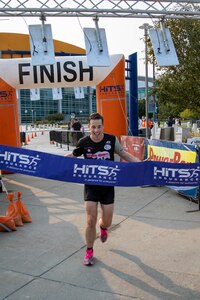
[0, 1, 199, 19]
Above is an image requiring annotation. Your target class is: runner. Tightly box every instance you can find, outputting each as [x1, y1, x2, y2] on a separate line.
[66, 112, 141, 265]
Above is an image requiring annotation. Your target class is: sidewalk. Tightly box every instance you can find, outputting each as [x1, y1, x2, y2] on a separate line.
[0, 132, 200, 299]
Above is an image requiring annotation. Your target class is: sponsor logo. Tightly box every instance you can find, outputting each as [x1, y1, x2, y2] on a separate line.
[99, 84, 124, 95]
[0, 90, 13, 100]
[154, 166, 200, 183]
[104, 145, 111, 150]
[0, 151, 41, 173]
[148, 146, 196, 163]
[86, 151, 110, 159]
[73, 163, 120, 184]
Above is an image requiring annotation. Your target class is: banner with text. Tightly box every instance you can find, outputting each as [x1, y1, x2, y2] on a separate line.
[0, 145, 200, 187]
[146, 139, 199, 199]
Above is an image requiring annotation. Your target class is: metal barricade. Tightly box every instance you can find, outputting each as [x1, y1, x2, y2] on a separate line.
[49, 130, 84, 149]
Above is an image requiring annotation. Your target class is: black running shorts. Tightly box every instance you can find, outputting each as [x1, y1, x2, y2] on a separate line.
[84, 185, 115, 205]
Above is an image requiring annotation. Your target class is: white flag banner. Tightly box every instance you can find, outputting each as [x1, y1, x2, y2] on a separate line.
[74, 87, 85, 99]
[52, 88, 63, 100]
[30, 88, 40, 101]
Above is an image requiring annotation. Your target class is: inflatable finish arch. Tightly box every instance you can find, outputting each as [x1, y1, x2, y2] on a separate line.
[0, 54, 127, 147]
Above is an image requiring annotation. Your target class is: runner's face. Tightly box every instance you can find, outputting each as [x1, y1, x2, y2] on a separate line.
[89, 119, 104, 142]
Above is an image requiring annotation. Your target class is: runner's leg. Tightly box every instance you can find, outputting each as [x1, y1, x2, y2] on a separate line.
[85, 201, 98, 248]
[99, 203, 114, 229]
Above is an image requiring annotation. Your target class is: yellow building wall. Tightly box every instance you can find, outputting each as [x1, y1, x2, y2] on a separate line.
[0, 32, 85, 58]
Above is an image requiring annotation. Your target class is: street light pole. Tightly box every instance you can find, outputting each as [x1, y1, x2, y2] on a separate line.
[139, 23, 153, 138]
[31, 109, 34, 124]
[25, 109, 28, 131]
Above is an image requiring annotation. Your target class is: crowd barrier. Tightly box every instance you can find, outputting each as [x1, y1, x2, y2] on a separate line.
[49, 130, 85, 149]
[20, 132, 26, 144]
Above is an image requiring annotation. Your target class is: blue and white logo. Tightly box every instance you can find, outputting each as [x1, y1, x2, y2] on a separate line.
[73, 163, 120, 184]
[154, 166, 200, 184]
[0, 150, 41, 173]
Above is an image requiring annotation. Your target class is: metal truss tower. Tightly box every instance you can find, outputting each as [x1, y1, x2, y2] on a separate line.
[0, 1, 200, 19]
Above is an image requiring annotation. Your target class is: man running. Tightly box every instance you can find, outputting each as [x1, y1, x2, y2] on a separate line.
[66, 112, 140, 265]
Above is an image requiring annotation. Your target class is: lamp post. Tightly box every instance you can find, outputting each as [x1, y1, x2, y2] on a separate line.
[31, 109, 34, 124]
[139, 23, 153, 138]
[25, 109, 28, 131]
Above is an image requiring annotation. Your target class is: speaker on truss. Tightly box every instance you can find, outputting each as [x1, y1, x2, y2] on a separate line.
[149, 25, 179, 67]
[30, 88, 40, 101]
[52, 88, 63, 100]
[83, 27, 110, 67]
[29, 24, 55, 66]
[74, 87, 85, 99]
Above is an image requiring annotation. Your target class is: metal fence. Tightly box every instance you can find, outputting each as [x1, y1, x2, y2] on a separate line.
[49, 130, 85, 149]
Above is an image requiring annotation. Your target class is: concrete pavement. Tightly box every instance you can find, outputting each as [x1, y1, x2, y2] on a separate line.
[0, 131, 200, 299]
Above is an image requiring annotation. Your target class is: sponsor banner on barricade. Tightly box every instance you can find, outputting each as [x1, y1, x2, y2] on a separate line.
[120, 136, 145, 161]
[146, 139, 199, 200]
[0, 145, 200, 187]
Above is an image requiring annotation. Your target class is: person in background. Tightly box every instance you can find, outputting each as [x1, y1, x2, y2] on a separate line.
[72, 118, 82, 131]
[141, 116, 153, 129]
[138, 117, 142, 128]
[166, 116, 173, 127]
[65, 112, 141, 266]
[71, 118, 82, 146]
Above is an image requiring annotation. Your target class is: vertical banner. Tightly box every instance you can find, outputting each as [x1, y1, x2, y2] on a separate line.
[74, 87, 84, 99]
[96, 56, 127, 138]
[120, 136, 145, 161]
[0, 77, 21, 174]
[30, 88, 40, 101]
[0, 78, 20, 148]
[52, 88, 63, 100]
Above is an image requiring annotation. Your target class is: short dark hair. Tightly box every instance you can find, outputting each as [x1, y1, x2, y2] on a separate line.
[88, 112, 104, 124]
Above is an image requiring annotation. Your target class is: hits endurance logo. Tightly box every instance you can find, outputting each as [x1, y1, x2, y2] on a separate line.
[0, 151, 41, 173]
[154, 166, 200, 184]
[73, 163, 120, 184]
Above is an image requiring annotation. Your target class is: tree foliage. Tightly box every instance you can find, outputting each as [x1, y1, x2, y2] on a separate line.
[138, 99, 145, 117]
[149, 16, 200, 119]
[46, 113, 64, 122]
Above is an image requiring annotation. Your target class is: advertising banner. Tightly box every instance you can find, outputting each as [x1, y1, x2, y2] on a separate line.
[0, 145, 200, 187]
[96, 56, 127, 138]
[0, 78, 21, 148]
[146, 139, 199, 200]
[0, 55, 123, 90]
[120, 136, 145, 161]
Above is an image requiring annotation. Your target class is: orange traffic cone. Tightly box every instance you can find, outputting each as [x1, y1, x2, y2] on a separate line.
[28, 135, 31, 142]
[31, 132, 34, 139]
[25, 137, 29, 145]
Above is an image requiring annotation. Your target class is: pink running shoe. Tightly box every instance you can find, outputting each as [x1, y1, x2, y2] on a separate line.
[84, 249, 94, 266]
[100, 227, 108, 243]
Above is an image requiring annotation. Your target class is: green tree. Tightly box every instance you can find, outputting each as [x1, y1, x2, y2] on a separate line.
[46, 113, 64, 122]
[180, 108, 199, 120]
[149, 17, 200, 118]
[138, 99, 145, 117]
